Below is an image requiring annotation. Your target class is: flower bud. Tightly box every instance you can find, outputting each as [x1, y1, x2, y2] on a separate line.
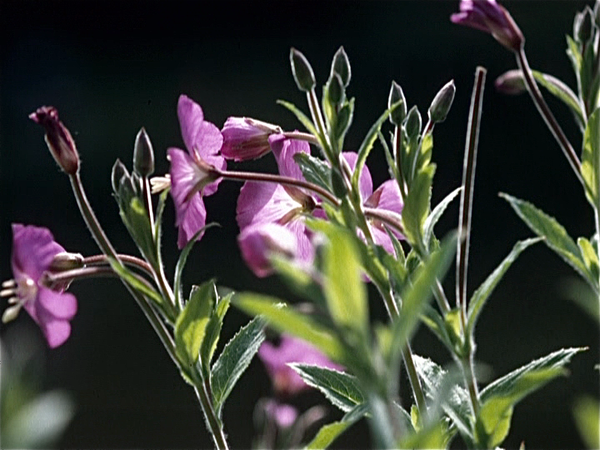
[326, 72, 345, 107]
[574, 7, 594, 45]
[404, 105, 422, 139]
[221, 117, 282, 161]
[133, 127, 155, 177]
[331, 46, 351, 87]
[494, 69, 527, 95]
[428, 80, 456, 124]
[290, 48, 316, 92]
[49, 252, 84, 271]
[238, 223, 297, 278]
[29, 106, 80, 175]
[111, 159, 130, 194]
[388, 81, 407, 126]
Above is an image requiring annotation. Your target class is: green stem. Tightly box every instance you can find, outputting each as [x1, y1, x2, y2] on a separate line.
[516, 48, 584, 187]
[192, 370, 229, 450]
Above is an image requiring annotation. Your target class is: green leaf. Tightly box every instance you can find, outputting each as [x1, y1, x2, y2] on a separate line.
[467, 238, 542, 334]
[174, 281, 216, 367]
[277, 100, 323, 147]
[480, 347, 587, 404]
[412, 355, 473, 441]
[402, 165, 436, 246]
[173, 224, 219, 309]
[573, 396, 600, 449]
[311, 221, 368, 335]
[199, 292, 232, 375]
[351, 101, 401, 194]
[532, 71, 586, 127]
[122, 197, 157, 267]
[577, 237, 599, 287]
[475, 397, 513, 448]
[211, 316, 265, 415]
[581, 108, 600, 207]
[153, 188, 170, 241]
[293, 152, 333, 193]
[423, 187, 462, 251]
[234, 293, 345, 362]
[108, 258, 163, 306]
[270, 256, 327, 309]
[500, 193, 591, 281]
[305, 404, 367, 450]
[291, 364, 365, 412]
[566, 35, 582, 74]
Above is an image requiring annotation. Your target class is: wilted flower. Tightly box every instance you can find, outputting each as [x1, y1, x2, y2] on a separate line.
[258, 334, 343, 397]
[451, 0, 524, 52]
[221, 117, 282, 161]
[168, 95, 226, 249]
[238, 222, 299, 278]
[1, 224, 77, 348]
[29, 106, 80, 175]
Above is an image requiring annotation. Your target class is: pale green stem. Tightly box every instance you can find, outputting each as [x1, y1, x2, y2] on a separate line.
[191, 370, 229, 450]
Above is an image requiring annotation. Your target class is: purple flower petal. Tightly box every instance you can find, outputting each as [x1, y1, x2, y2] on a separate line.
[37, 288, 78, 320]
[263, 400, 298, 428]
[11, 224, 65, 283]
[367, 179, 403, 214]
[41, 318, 72, 349]
[237, 181, 300, 230]
[342, 152, 373, 201]
[269, 134, 310, 180]
[221, 117, 277, 161]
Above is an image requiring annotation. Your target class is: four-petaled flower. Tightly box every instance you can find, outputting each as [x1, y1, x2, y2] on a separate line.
[1, 224, 77, 348]
[258, 334, 343, 397]
[168, 95, 227, 249]
[236, 135, 317, 265]
[451, 0, 524, 52]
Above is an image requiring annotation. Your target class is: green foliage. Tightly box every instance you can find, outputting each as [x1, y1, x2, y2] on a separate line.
[174, 281, 215, 369]
[467, 238, 542, 335]
[475, 347, 587, 448]
[291, 364, 365, 412]
[402, 165, 436, 246]
[294, 152, 333, 193]
[532, 71, 585, 128]
[423, 187, 462, 252]
[200, 292, 232, 376]
[573, 396, 600, 449]
[305, 404, 368, 450]
[210, 316, 266, 416]
[581, 107, 600, 207]
[277, 100, 323, 147]
[500, 193, 595, 288]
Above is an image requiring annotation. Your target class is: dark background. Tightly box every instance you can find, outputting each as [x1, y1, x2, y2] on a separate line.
[1, 1, 598, 448]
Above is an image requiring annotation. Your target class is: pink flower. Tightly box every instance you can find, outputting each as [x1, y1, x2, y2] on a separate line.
[238, 222, 299, 278]
[221, 117, 282, 161]
[451, 0, 524, 52]
[262, 400, 299, 428]
[258, 334, 343, 397]
[236, 135, 317, 265]
[1, 224, 77, 348]
[168, 95, 226, 249]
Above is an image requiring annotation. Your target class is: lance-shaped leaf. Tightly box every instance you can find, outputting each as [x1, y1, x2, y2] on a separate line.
[310, 221, 368, 335]
[293, 152, 333, 193]
[581, 108, 600, 207]
[500, 193, 592, 282]
[476, 347, 587, 448]
[211, 316, 265, 415]
[532, 71, 586, 128]
[351, 101, 402, 194]
[234, 294, 346, 362]
[423, 187, 462, 251]
[291, 364, 365, 412]
[277, 100, 324, 149]
[305, 404, 368, 450]
[402, 165, 436, 246]
[199, 291, 232, 375]
[174, 281, 216, 368]
[467, 238, 542, 334]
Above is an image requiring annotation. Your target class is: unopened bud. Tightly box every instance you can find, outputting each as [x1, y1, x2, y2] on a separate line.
[133, 127, 155, 177]
[494, 70, 526, 95]
[331, 46, 351, 87]
[29, 106, 80, 175]
[326, 73, 345, 106]
[574, 7, 594, 45]
[404, 106, 422, 138]
[428, 80, 456, 124]
[49, 252, 84, 271]
[388, 81, 407, 126]
[290, 48, 316, 92]
[111, 159, 130, 194]
[594, 1, 600, 27]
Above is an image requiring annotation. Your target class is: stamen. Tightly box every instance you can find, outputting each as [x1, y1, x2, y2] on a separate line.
[150, 175, 171, 194]
[2, 304, 22, 323]
[0, 287, 17, 298]
[2, 279, 16, 288]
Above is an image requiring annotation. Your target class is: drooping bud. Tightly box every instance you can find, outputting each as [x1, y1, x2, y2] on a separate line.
[494, 69, 527, 95]
[238, 223, 298, 278]
[29, 106, 80, 175]
[221, 117, 282, 161]
[290, 48, 316, 92]
[388, 81, 407, 126]
[404, 106, 422, 139]
[451, 0, 525, 52]
[133, 127, 155, 177]
[49, 252, 84, 271]
[428, 80, 456, 124]
[331, 46, 351, 87]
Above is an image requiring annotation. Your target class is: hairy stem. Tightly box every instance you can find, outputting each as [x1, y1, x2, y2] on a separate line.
[192, 370, 229, 450]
